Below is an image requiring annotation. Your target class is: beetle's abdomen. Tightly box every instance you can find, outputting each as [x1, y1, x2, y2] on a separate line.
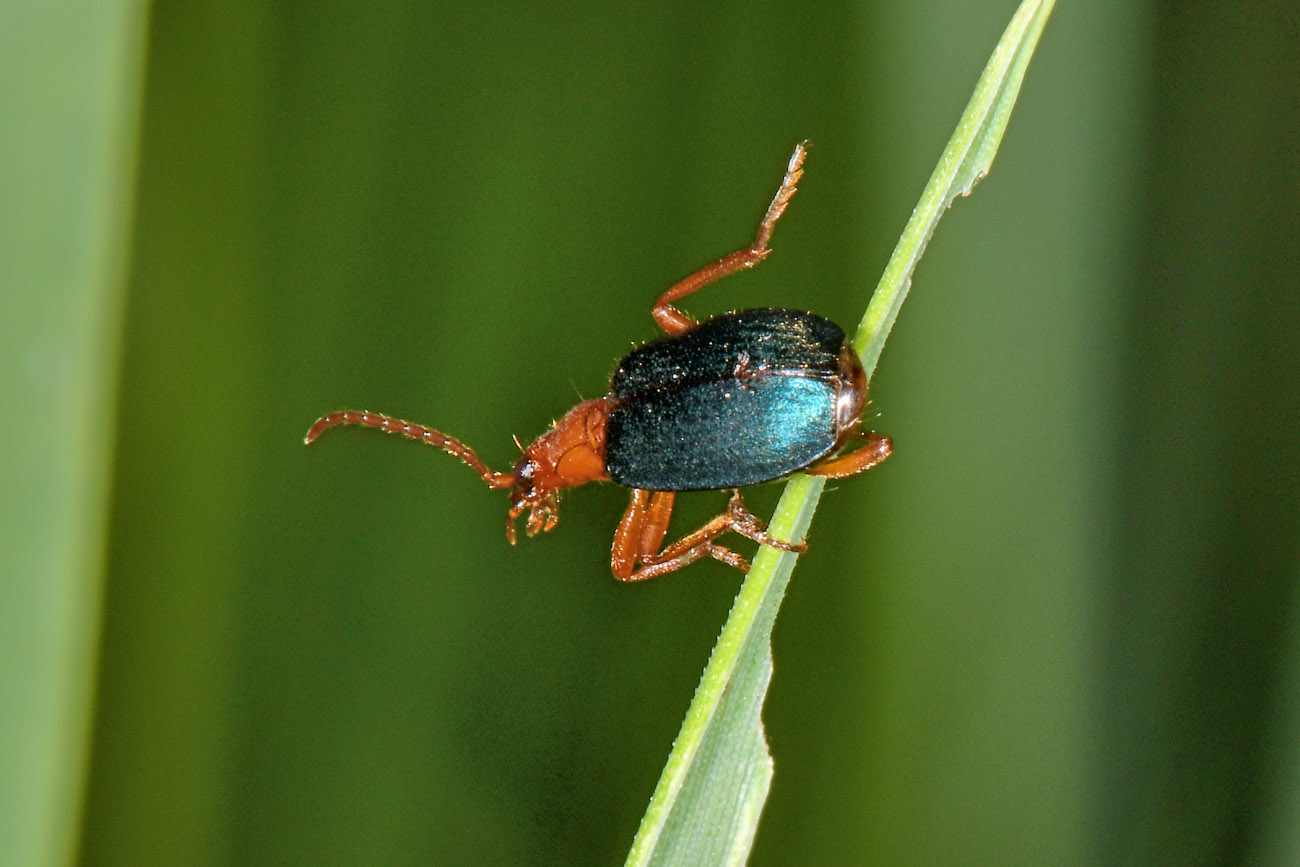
[604, 309, 858, 491]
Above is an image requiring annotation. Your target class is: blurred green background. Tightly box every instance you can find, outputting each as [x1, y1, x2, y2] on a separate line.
[6, 0, 1300, 864]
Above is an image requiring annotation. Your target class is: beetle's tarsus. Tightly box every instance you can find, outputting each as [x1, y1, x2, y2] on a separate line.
[723, 490, 807, 554]
[707, 544, 750, 573]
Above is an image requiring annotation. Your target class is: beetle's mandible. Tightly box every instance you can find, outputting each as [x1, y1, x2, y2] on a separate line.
[306, 141, 892, 581]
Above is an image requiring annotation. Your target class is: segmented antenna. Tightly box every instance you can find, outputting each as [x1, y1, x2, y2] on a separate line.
[305, 410, 515, 489]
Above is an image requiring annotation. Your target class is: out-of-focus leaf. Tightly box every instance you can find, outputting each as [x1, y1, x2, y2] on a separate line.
[0, 3, 149, 866]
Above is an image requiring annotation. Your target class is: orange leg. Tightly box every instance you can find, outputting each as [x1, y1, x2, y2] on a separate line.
[639, 490, 675, 555]
[611, 489, 653, 580]
[611, 489, 807, 582]
[805, 432, 893, 479]
[652, 141, 809, 335]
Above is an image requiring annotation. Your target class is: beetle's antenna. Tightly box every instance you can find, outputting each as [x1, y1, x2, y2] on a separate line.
[305, 410, 515, 489]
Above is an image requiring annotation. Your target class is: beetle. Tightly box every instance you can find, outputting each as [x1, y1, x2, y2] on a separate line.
[306, 141, 891, 581]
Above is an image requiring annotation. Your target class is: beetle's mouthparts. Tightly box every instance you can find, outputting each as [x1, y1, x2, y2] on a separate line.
[505, 494, 559, 545]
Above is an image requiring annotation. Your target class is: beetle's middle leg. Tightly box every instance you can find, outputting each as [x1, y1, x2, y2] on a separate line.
[719, 491, 808, 553]
[651, 141, 809, 335]
[611, 488, 806, 582]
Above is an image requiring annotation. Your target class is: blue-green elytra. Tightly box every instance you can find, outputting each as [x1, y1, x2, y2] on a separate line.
[306, 142, 891, 581]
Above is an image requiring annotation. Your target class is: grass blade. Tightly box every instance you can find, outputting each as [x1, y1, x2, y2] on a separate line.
[855, 0, 1057, 376]
[624, 2, 1056, 864]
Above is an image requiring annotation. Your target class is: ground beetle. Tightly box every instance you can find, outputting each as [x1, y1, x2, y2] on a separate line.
[306, 142, 891, 581]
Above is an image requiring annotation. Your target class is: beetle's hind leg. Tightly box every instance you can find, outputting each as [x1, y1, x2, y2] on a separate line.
[805, 431, 893, 479]
[651, 141, 810, 335]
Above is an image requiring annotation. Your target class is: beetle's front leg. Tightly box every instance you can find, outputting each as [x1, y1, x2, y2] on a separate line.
[611, 489, 806, 582]
[613, 489, 678, 581]
[613, 489, 705, 582]
[611, 489, 651, 581]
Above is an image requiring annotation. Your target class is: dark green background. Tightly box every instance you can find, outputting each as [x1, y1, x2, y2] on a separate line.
[17, 0, 1300, 864]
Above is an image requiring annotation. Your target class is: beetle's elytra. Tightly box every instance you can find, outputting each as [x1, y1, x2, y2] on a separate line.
[306, 141, 891, 581]
[605, 309, 865, 491]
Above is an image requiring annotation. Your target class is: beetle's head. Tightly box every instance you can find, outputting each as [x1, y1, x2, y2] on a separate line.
[501, 398, 612, 545]
[505, 455, 560, 544]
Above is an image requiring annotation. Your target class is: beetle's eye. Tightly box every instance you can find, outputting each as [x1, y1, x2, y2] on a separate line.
[511, 458, 535, 493]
